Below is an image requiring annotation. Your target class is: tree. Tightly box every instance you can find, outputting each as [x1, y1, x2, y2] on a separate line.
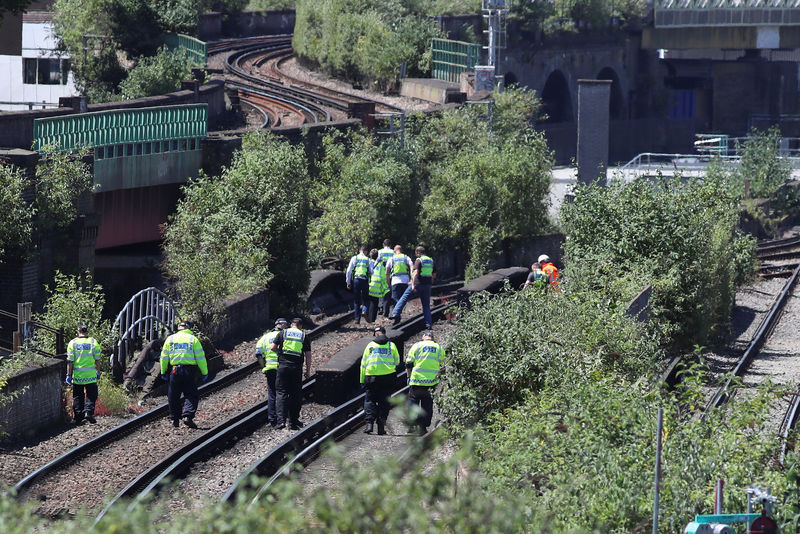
[162, 133, 310, 328]
[119, 46, 196, 100]
[0, 0, 31, 21]
[0, 163, 32, 260]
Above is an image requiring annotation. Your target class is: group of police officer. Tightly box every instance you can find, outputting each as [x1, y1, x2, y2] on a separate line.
[346, 240, 436, 329]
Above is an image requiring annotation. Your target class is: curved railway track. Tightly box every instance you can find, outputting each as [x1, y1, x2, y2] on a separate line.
[93, 300, 458, 522]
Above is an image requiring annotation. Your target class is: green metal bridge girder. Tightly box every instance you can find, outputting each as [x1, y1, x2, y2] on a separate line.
[33, 104, 207, 153]
[164, 32, 208, 65]
[431, 38, 482, 83]
[655, 0, 800, 28]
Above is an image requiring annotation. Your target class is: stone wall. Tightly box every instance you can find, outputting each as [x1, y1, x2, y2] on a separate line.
[0, 358, 65, 441]
[199, 10, 296, 41]
[213, 290, 270, 344]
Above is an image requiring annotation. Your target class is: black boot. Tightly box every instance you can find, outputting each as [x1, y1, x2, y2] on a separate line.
[377, 420, 386, 435]
[364, 421, 373, 433]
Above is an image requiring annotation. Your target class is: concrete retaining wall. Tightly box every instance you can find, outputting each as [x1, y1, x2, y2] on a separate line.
[199, 10, 296, 41]
[214, 289, 270, 344]
[0, 358, 65, 441]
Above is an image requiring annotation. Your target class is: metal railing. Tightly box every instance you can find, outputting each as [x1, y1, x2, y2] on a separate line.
[33, 104, 207, 153]
[0, 305, 66, 360]
[619, 152, 800, 172]
[431, 38, 482, 83]
[655, 0, 800, 27]
[113, 288, 179, 371]
[164, 33, 207, 65]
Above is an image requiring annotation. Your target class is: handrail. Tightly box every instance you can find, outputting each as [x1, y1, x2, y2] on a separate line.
[112, 288, 179, 371]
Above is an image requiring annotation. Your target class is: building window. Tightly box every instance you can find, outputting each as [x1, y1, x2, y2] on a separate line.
[22, 57, 71, 85]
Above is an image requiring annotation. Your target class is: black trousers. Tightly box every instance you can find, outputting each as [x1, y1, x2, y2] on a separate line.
[364, 373, 396, 424]
[264, 368, 277, 425]
[276, 363, 302, 425]
[73, 382, 98, 421]
[168, 365, 200, 420]
[408, 385, 435, 428]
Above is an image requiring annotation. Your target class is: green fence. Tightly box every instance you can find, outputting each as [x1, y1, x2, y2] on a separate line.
[431, 38, 482, 83]
[164, 32, 207, 65]
[33, 104, 208, 153]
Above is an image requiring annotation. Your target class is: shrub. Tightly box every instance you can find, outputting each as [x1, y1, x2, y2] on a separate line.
[732, 127, 793, 199]
[119, 46, 197, 100]
[561, 174, 755, 346]
[0, 163, 32, 260]
[162, 132, 310, 328]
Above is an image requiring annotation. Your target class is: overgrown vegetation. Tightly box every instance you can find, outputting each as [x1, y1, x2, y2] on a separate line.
[509, 0, 647, 38]
[562, 174, 756, 347]
[119, 46, 195, 100]
[293, 0, 444, 90]
[162, 132, 309, 328]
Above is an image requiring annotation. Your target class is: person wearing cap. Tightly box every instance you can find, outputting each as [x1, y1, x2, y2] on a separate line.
[391, 246, 435, 328]
[523, 261, 547, 290]
[406, 331, 445, 435]
[160, 321, 208, 429]
[360, 325, 400, 435]
[346, 244, 373, 325]
[66, 325, 102, 424]
[270, 317, 311, 430]
[538, 254, 560, 287]
[255, 318, 288, 428]
[367, 248, 390, 322]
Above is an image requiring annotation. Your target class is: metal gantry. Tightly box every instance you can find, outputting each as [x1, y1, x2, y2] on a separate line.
[113, 288, 179, 372]
[481, 0, 509, 90]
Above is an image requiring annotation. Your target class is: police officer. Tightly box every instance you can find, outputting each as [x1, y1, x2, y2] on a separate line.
[386, 244, 413, 322]
[392, 246, 435, 328]
[160, 321, 208, 429]
[360, 325, 400, 435]
[346, 244, 373, 324]
[255, 317, 288, 428]
[378, 239, 394, 266]
[367, 249, 390, 322]
[406, 330, 445, 435]
[270, 317, 311, 430]
[66, 325, 102, 424]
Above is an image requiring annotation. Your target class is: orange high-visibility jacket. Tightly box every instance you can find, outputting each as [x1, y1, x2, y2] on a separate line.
[541, 262, 560, 286]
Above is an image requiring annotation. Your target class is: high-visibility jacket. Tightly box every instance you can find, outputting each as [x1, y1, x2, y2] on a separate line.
[256, 329, 280, 371]
[542, 262, 560, 286]
[418, 255, 434, 278]
[281, 327, 306, 357]
[391, 254, 410, 275]
[67, 336, 102, 385]
[353, 253, 370, 278]
[407, 340, 444, 387]
[378, 247, 394, 265]
[360, 340, 400, 383]
[160, 329, 208, 375]
[369, 261, 389, 298]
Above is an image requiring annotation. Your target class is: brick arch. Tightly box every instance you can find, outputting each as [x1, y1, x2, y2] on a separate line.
[597, 67, 625, 119]
[540, 69, 574, 123]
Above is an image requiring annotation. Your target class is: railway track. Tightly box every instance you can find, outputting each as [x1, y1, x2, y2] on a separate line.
[93, 301, 457, 522]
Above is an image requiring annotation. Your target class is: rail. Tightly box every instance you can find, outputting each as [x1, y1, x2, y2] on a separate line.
[619, 152, 800, 171]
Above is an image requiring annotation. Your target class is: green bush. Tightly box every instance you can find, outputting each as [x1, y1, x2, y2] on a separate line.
[561, 174, 756, 346]
[732, 127, 793, 199]
[119, 46, 197, 100]
[308, 130, 421, 260]
[0, 164, 32, 260]
[162, 132, 309, 328]
[293, 0, 443, 88]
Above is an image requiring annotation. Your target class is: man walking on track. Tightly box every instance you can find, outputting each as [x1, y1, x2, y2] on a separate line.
[360, 326, 400, 435]
[346, 244, 373, 324]
[66, 325, 102, 424]
[160, 321, 208, 429]
[406, 330, 445, 435]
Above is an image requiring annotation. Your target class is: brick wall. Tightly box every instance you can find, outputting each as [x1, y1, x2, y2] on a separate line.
[577, 79, 611, 184]
[0, 358, 65, 441]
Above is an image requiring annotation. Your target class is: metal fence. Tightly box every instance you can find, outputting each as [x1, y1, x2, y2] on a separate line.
[164, 32, 208, 65]
[655, 0, 800, 27]
[33, 104, 207, 153]
[113, 287, 179, 371]
[431, 38, 482, 83]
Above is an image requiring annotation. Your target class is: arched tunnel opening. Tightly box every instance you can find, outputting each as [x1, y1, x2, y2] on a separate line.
[597, 67, 625, 120]
[540, 70, 573, 123]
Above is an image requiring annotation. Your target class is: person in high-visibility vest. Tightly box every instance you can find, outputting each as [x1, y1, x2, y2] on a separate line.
[523, 261, 548, 290]
[346, 244, 373, 325]
[66, 325, 102, 424]
[270, 317, 312, 430]
[378, 239, 394, 267]
[386, 244, 413, 321]
[538, 254, 560, 288]
[160, 321, 208, 429]
[360, 325, 400, 435]
[392, 246, 435, 328]
[406, 330, 445, 435]
[367, 249, 390, 322]
[255, 317, 287, 428]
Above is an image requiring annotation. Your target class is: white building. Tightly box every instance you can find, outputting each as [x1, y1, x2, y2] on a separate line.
[0, 9, 79, 112]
